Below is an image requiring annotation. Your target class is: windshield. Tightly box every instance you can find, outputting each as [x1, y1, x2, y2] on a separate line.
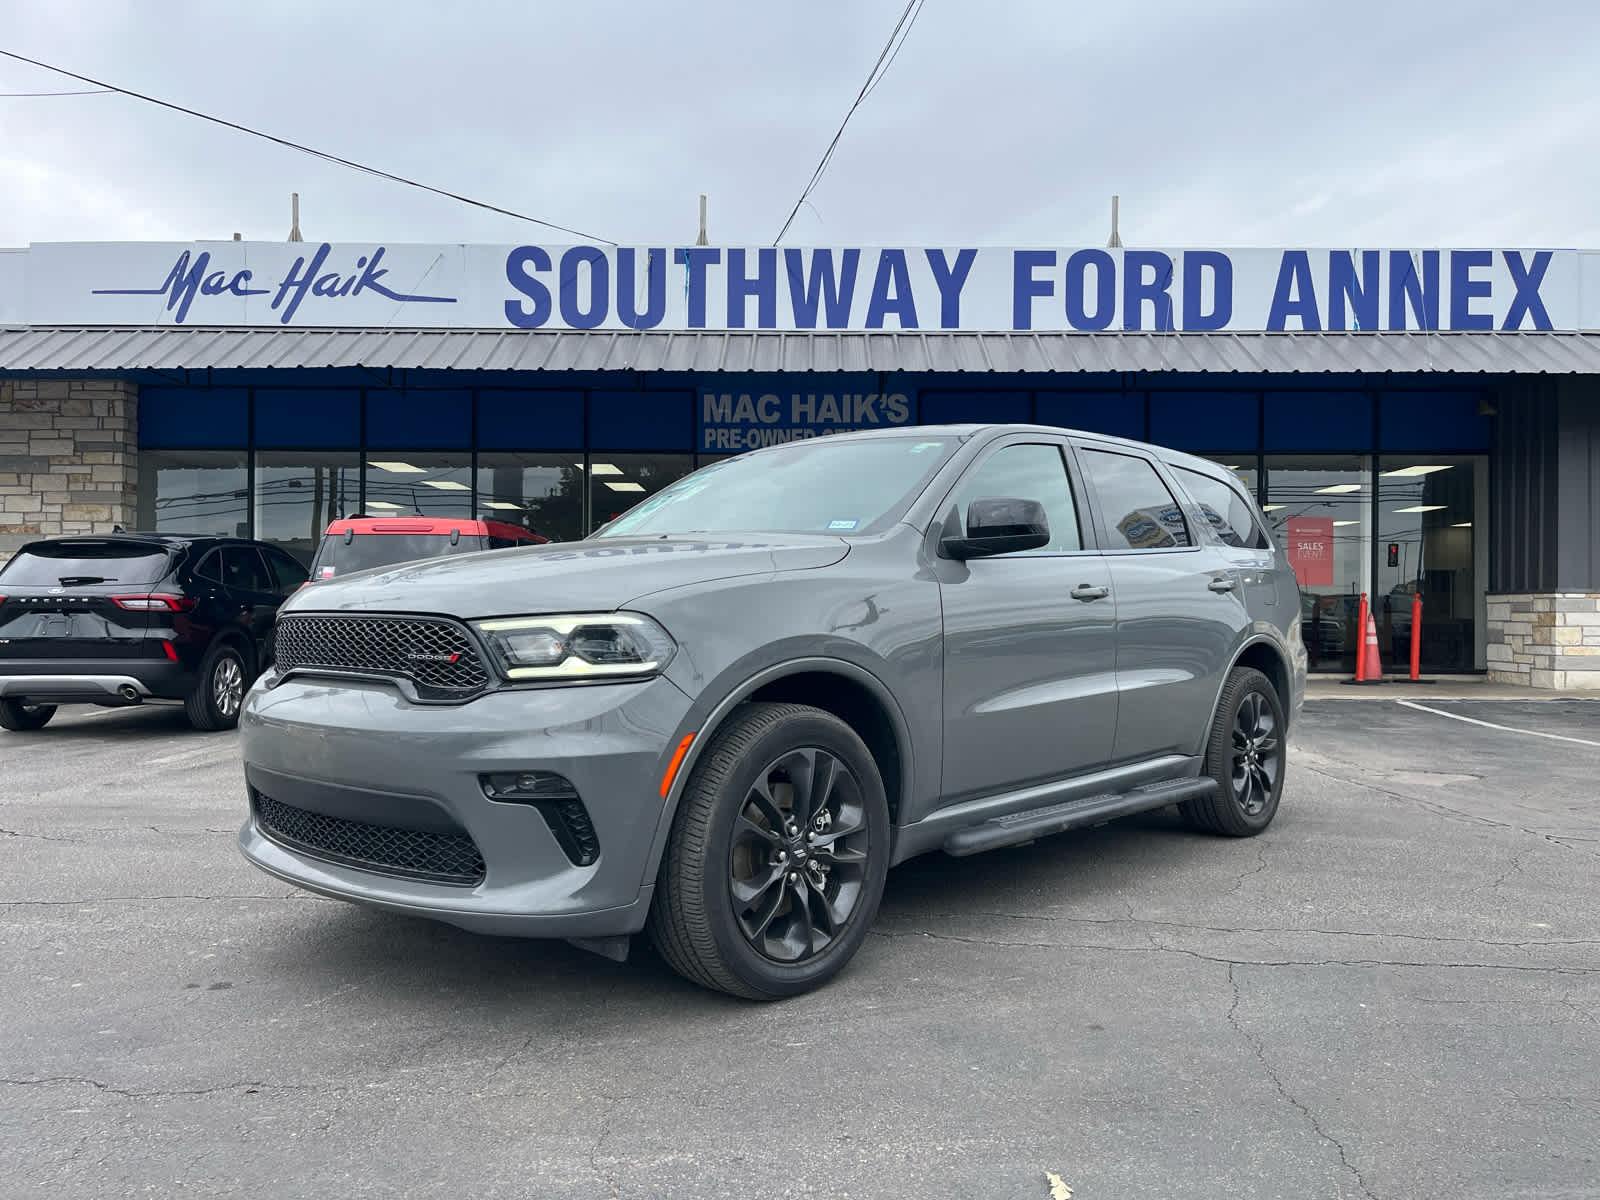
[312, 533, 483, 579]
[0, 541, 172, 587]
[595, 436, 959, 538]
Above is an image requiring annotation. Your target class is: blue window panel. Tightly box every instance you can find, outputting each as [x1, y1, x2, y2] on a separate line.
[919, 391, 1030, 424]
[590, 390, 693, 451]
[1380, 390, 1492, 452]
[1149, 391, 1258, 452]
[1036, 391, 1144, 440]
[366, 389, 471, 450]
[138, 387, 247, 448]
[1264, 390, 1372, 452]
[477, 389, 584, 451]
[253, 389, 361, 448]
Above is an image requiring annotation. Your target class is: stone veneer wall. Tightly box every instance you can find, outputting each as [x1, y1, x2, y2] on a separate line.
[0, 378, 140, 563]
[1486, 594, 1600, 690]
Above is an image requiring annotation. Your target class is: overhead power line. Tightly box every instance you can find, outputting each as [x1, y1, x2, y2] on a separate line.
[772, 0, 928, 245]
[0, 87, 112, 96]
[0, 48, 614, 244]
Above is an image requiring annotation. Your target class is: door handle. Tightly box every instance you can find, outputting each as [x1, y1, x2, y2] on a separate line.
[1070, 584, 1110, 601]
[1208, 576, 1237, 593]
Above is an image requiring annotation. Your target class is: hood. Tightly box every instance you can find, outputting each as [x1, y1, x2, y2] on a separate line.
[284, 533, 850, 618]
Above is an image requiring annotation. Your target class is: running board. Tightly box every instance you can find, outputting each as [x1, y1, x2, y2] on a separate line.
[941, 777, 1219, 857]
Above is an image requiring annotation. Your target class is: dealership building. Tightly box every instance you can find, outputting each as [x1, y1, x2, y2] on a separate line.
[2, 240, 1599, 687]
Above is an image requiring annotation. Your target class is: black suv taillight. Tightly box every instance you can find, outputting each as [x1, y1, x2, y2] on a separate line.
[112, 594, 196, 612]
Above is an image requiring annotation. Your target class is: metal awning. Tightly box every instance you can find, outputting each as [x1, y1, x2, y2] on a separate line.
[4, 326, 1600, 374]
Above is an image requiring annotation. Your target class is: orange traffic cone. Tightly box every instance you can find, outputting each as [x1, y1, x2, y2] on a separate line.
[1344, 592, 1385, 686]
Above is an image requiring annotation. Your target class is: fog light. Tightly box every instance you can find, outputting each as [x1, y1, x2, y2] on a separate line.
[482, 770, 577, 801]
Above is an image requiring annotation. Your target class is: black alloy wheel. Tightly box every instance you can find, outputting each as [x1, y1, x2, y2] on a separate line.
[1182, 666, 1287, 836]
[648, 702, 890, 1000]
[185, 643, 251, 732]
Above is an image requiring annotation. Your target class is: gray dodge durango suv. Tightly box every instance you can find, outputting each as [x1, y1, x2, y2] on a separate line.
[238, 425, 1306, 998]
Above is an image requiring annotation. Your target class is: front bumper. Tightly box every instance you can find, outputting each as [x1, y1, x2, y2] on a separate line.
[0, 660, 195, 704]
[236, 672, 694, 938]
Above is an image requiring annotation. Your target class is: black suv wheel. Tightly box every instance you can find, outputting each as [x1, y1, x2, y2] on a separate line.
[1183, 666, 1287, 836]
[648, 703, 891, 1000]
[0, 699, 57, 732]
[185, 643, 250, 732]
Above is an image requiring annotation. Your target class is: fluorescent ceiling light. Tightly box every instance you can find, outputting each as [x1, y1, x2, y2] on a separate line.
[422, 480, 470, 491]
[1451, 521, 1473, 528]
[368, 460, 424, 474]
[1332, 520, 1359, 527]
[1261, 504, 1284, 511]
[1382, 465, 1454, 477]
[483, 501, 523, 510]
[1314, 483, 1363, 494]
[605, 481, 646, 493]
[590, 463, 623, 477]
[1394, 505, 1446, 513]
[365, 501, 403, 510]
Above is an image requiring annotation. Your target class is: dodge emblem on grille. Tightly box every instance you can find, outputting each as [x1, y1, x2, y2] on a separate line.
[406, 651, 462, 664]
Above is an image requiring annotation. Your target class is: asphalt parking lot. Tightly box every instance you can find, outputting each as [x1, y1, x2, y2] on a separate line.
[2, 697, 1598, 1200]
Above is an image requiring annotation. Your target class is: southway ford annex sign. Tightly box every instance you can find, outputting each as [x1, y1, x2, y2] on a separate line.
[5, 242, 1600, 332]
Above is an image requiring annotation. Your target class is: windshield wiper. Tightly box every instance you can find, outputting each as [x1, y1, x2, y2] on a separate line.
[57, 575, 108, 586]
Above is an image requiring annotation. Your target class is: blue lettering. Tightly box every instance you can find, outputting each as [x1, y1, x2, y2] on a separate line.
[1502, 250, 1554, 330]
[1012, 250, 1056, 330]
[1267, 251, 1321, 331]
[784, 249, 859, 328]
[93, 250, 268, 324]
[617, 248, 666, 330]
[1123, 250, 1176, 331]
[559, 246, 609, 329]
[273, 243, 330, 323]
[925, 248, 977, 328]
[504, 245, 553, 328]
[348, 246, 454, 309]
[1064, 250, 1114, 330]
[727, 248, 777, 328]
[1328, 250, 1379, 331]
[673, 248, 721, 328]
[1388, 250, 1440, 330]
[1181, 251, 1232, 331]
[864, 250, 918, 329]
[1449, 250, 1494, 331]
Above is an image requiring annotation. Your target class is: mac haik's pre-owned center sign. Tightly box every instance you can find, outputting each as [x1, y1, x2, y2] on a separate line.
[5, 242, 1600, 333]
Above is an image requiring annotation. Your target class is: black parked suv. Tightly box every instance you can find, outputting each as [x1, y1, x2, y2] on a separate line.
[0, 533, 307, 732]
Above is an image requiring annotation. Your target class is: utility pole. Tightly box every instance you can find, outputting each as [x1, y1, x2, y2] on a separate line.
[695, 194, 709, 246]
[1107, 195, 1124, 248]
[288, 193, 303, 242]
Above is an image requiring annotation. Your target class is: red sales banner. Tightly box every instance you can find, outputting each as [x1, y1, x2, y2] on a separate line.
[1287, 517, 1335, 587]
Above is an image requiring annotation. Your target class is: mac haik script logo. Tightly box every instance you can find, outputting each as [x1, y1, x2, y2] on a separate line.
[92, 244, 457, 324]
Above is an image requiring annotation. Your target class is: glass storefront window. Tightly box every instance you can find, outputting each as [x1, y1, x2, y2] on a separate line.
[136, 451, 248, 538]
[1264, 456, 1371, 673]
[587, 454, 694, 533]
[476, 454, 583, 543]
[254, 453, 359, 564]
[1377, 456, 1483, 673]
[363, 454, 471, 519]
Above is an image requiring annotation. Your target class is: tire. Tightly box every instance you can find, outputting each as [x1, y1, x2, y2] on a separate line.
[0, 699, 57, 732]
[185, 642, 250, 732]
[1181, 666, 1287, 837]
[647, 702, 891, 1000]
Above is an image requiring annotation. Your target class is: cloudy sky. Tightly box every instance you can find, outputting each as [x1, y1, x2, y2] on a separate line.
[3, 0, 1599, 250]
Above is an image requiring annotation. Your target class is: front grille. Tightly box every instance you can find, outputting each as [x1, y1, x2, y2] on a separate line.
[252, 791, 486, 886]
[275, 613, 491, 700]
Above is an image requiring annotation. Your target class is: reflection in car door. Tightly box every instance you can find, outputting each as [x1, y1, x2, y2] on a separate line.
[933, 438, 1118, 804]
[1072, 443, 1247, 765]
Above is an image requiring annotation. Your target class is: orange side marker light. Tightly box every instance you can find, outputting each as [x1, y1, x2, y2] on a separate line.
[660, 733, 696, 799]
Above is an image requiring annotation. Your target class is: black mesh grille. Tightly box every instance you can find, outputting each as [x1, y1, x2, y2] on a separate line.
[275, 614, 490, 699]
[252, 792, 486, 886]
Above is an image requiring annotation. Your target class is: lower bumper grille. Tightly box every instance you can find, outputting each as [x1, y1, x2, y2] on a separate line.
[252, 791, 486, 887]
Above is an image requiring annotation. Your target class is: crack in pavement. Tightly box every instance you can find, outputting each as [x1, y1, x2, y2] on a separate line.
[1222, 839, 1270, 899]
[586, 1094, 629, 1199]
[1227, 962, 1378, 1200]
[0, 1076, 308, 1100]
[0, 826, 82, 844]
[869, 927, 1600, 975]
[1490, 848, 1528, 894]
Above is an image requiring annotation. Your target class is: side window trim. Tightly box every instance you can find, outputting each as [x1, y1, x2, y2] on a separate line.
[935, 435, 1097, 557]
[1173, 466, 1272, 552]
[1069, 441, 1201, 555]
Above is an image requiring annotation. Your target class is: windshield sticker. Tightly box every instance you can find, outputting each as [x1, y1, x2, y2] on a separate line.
[826, 518, 860, 531]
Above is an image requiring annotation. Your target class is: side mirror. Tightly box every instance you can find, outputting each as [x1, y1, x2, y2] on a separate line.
[941, 497, 1050, 560]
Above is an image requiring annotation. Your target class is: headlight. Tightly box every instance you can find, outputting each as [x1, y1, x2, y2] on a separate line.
[471, 613, 676, 682]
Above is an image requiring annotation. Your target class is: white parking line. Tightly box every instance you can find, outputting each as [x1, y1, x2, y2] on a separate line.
[1396, 699, 1600, 748]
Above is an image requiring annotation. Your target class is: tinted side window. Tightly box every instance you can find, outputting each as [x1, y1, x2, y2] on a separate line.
[195, 549, 225, 583]
[1079, 449, 1193, 550]
[220, 546, 272, 592]
[1175, 467, 1270, 550]
[948, 443, 1082, 553]
[265, 549, 310, 592]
